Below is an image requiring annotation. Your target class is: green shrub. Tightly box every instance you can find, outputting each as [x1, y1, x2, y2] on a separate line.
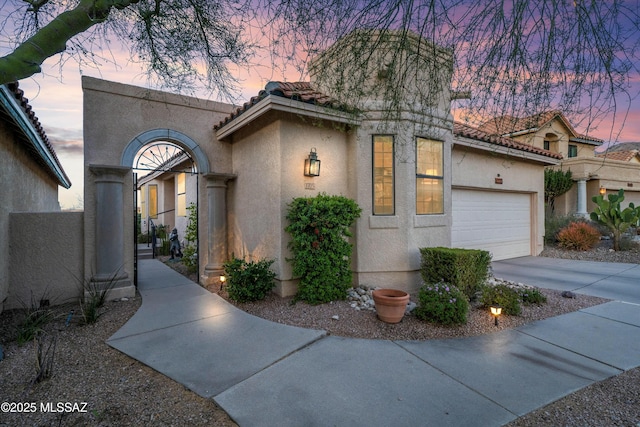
[516, 287, 547, 306]
[285, 194, 362, 304]
[223, 257, 276, 302]
[480, 284, 522, 316]
[181, 202, 198, 272]
[419, 247, 491, 300]
[414, 283, 468, 325]
[557, 221, 601, 251]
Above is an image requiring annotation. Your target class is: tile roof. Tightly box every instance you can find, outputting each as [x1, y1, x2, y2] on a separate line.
[214, 81, 351, 130]
[595, 150, 640, 162]
[1, 82, 70, 187]
[478, 110, 602, 145]
[454, 121, 563, 160]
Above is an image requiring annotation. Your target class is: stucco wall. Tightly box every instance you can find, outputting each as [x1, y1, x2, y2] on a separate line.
[0, 122, 61, 312]
[350, 118, 454, 292]
[82, 77, 234, 285]
[452, 144, 546, 256]
[6, 212, 83, 310]
[228, 112, 351, 295]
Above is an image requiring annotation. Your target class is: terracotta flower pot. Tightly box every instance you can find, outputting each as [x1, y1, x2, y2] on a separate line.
[372, 289, 410, 324]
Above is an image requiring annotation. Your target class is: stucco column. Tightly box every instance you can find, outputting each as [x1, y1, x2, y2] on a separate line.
[576, 179, 588, 217]
[90, 165, 131, 288]
[203, 173, 236, 285]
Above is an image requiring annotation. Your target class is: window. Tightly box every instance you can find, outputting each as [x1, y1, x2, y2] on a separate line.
[373, 135, 394, 215]
[416, 137, 444, 215]
[139, 188, 146, 219]
[543, 140, 550, 150]
[568, 144, 578, 158]
[149, 184, 158, 219]
[177, 173, 186, 216]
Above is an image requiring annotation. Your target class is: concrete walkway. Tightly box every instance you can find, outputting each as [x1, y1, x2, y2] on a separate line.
[107, 257, 640, 426]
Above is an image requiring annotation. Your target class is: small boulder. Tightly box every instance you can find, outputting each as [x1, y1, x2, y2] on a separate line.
[561, 291, 576, 299]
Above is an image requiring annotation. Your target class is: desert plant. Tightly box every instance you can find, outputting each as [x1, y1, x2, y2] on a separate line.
[544, 169, 573, 214]
[285, 194, 362, 304]
[516, 287, 548, 306]
[480, 284, 522, 316]
[15, 291, 55, 345]
[556, 222, 601, 251]
[32, 331, 57, 384]
[545, 214, 576, 244]
[414, 282, 468, 325]
[591, 189, 640, 251]
[79, 270, 121, 324]
[223, 257, 276, 302]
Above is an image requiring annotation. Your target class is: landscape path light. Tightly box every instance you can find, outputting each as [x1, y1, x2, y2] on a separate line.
[490, 305, 502, 326]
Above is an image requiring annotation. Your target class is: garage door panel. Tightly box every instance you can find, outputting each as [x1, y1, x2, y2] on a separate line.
[452, 190, 531, 261]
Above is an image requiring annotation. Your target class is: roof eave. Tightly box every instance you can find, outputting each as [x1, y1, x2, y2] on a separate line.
[453, 135, 561, 166]
[215, 95, 360, 141]
[0, 85, 71, 188]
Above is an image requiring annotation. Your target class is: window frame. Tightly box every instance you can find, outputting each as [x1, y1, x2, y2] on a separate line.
[372, 135, 395, 216]
[415, 137, 444, 215]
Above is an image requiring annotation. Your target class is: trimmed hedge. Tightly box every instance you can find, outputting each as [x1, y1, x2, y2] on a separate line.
[419, 247, 491, 299]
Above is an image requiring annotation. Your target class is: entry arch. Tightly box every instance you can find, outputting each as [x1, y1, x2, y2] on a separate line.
[121, 128, 210, 173]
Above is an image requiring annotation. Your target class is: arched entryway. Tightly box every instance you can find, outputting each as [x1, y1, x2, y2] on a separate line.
[82, 76, 236, 299]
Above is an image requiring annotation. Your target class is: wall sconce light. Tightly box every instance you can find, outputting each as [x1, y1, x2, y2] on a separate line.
[599, 186, 606, 196]
[304, 148, 321, 177]
[490, 305, 502, 326]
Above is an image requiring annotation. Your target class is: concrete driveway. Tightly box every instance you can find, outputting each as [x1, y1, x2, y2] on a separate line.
[492, 256, 640, 304]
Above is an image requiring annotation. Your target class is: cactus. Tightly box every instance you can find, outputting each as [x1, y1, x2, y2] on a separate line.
[590, 189, 639, 251]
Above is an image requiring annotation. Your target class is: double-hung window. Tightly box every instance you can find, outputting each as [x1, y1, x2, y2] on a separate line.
[416, 137, 444, 215]
[373, 135, 395, 215]
[568, 144, 578, 158]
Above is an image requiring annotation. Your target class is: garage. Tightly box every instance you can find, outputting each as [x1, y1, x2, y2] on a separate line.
[452, 189, 532, 261]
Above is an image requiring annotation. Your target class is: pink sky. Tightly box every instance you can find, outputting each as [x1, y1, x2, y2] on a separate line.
[14, 46, 640, 210]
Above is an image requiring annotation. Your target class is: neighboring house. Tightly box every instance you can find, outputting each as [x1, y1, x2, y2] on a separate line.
[479, 110, 640, 215]
[0, 82, 73, 313]
[136, 150, 198, 245]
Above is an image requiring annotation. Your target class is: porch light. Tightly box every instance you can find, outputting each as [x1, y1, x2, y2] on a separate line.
[304, 148, 321, 177]
[490, 305, 502, 326]
[599, 186, 606, 196]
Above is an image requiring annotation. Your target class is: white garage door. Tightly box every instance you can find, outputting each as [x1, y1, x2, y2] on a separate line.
[452, 189, 532, 261]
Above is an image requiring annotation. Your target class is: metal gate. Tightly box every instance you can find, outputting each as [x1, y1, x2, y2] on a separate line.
[132, 142, 199, 282]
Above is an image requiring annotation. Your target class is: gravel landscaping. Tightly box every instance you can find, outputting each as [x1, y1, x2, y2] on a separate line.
[0, 240, 638, 426]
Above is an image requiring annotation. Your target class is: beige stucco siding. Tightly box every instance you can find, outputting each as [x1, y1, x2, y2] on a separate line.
[228, 112, 351, 295]
[0, 122, 61, 311]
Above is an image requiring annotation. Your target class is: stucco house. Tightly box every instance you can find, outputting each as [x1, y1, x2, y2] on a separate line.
[479, 110, 640, 216]
[78, 31, 561, 301]
[0, 82, 72, 312]
[212, 31, 561, 296]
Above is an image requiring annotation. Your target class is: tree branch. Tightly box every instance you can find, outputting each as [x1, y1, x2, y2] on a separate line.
[0, 0, 139, 84]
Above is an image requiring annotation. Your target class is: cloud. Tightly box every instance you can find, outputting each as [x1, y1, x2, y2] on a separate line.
[46, 126, 84, 154]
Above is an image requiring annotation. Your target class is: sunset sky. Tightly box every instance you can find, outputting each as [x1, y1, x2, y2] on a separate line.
[8, 25, 640, 210]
